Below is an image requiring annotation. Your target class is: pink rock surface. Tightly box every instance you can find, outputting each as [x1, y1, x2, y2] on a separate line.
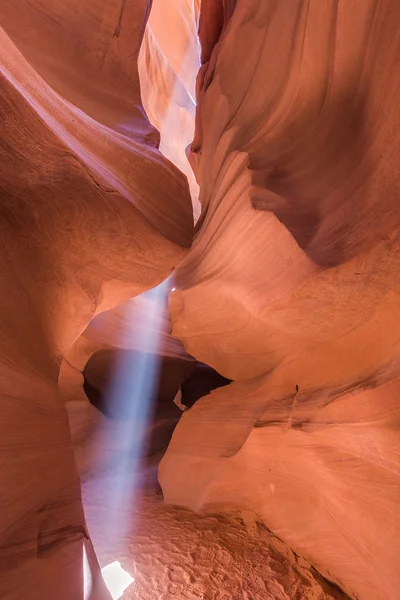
[2, 1, 400, 599]
[0, 2, 192, 598]
[161, 2, 400, 599]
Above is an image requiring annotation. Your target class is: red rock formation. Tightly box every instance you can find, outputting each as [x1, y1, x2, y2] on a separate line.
[0, 1, 192, 598]
[2, 0, 400, 598]
[161, 2, 400, 599]
[58, 0, 201, 410]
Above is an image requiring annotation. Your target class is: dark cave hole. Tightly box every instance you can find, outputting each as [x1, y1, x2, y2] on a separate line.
[83, 350, 231, 456]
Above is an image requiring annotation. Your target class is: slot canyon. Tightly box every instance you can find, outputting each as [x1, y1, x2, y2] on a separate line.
[1, 1, 400, 599]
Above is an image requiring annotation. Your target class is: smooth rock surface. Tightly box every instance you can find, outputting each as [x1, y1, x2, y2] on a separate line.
[0, 1, 192, 598]
[2, 1, 400, 599]
[161, 2, 400, 599]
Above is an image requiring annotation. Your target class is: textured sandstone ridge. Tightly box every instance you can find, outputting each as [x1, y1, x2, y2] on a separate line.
[0, 1, 192, 598]
[161, 2, 400, 599]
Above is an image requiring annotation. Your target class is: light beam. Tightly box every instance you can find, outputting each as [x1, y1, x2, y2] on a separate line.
[102, 280, 169, 544]
[101, 562, 134, 600]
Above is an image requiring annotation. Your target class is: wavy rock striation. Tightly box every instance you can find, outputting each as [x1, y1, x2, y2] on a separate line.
[161, 2, 400, 599]
[0, 1, 192, 598]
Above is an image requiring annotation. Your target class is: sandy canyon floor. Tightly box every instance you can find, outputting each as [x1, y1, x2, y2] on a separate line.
[75, 403, 348, 600]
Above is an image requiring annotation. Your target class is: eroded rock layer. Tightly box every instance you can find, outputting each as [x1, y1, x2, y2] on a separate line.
[0, 1, 192, 598]
[161, 2, 400, 599]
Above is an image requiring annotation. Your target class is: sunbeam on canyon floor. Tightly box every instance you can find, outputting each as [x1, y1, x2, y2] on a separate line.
[101, 562, 134, 600]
